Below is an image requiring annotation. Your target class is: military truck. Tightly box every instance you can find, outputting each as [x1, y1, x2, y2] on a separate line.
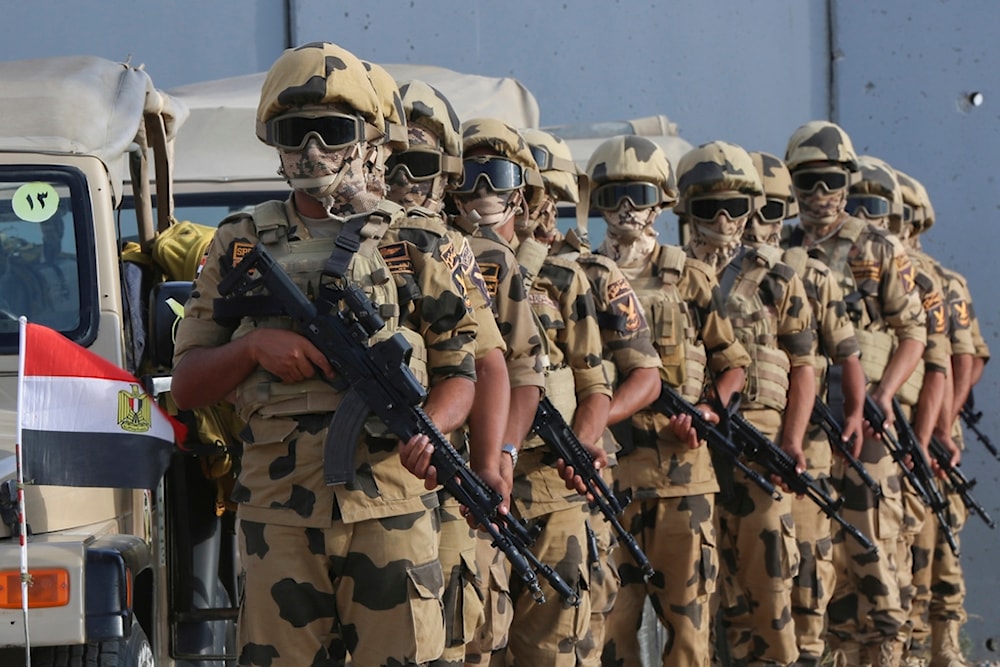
[0, 55, 238, 666]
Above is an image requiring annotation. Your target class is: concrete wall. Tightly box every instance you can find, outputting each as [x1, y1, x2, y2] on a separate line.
[2, 0, 998, 659]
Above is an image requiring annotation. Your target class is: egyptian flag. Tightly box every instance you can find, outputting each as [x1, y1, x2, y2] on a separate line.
[18, 321, 185, 488]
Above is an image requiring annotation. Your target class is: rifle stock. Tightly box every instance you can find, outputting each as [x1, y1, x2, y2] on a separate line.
[217, 244, 578, 605]
[960, 392, 1000, 460]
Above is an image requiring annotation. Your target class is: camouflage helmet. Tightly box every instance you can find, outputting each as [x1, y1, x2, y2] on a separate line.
[675, 141, 765, 213]
[362, 60, 408, 151]
[851, 155, 905, 220]
[520, 127, 580, 203]
[894, 168, 925, 231]
[784, 120, 860, 173]
[256, 42, 385, 145]
[586, 135, 678, 205]
[398, 79, 463, 180]
[460, 117, 545, 208]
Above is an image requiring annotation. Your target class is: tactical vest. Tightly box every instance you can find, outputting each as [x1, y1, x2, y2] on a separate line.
[800, 218, 894, 385]
[228, 200, 426, 423]
[720, 245, 792, 412]
[620, 244, 706, 402]
[518, 238, 577, 451]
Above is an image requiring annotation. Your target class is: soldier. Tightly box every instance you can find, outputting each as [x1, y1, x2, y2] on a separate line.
[520, 127, 663, 667]
[385, 78, 512, 667]
[585, 135, 750, 667]
[446, 117, 547, 665]
[895, 170, 979, 667]
[745, 150, 865, 666]
[676, 141, 815, 666]
[782, 120, 927, 666]
[170, 42, 480, 666]
[848, 155, 954, 664]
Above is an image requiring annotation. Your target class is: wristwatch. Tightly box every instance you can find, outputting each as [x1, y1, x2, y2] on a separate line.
[501, 443, 519, 469]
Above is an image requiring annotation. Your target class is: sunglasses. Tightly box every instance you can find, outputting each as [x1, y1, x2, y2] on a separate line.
[386, 149, 443, 182]
[592, 182, 660, 210]
[792, 168, 849, 193]
[902, 204, 914, 223]
[845, 194, 892, 219]
[758, 198, 788, 223]
[452, 156, 525, 193]
[687, 195, 753, 223]
[264, 112, 366, 151]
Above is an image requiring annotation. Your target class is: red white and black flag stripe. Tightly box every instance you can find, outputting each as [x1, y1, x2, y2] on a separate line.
[18, 321, 185, 488]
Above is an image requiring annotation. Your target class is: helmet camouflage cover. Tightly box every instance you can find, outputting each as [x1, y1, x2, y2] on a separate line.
[362, 60, 408, 151]
[399, 79, 463, 178]
[521, 127, 580, 203]
[586, 135, 677, 205]
[750, 150, 798, 219]
[675, 140, 764, 211]
[894, 167, 925, 230]
[461, 117, 544, 208]
[784, 120, 860, 173]
[256, 42, 384, 144]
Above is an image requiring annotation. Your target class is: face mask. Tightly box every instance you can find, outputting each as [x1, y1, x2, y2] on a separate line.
[691, 216, 746, 248]
[743, 217, 782, 248]
[279, 139, 374, 214]
[601, 201, 659, 242]
[517, 194, 557, 240]
[796, 187, 847, 231]
[387, 171, 446, 212]
[453, 187, 517, 228]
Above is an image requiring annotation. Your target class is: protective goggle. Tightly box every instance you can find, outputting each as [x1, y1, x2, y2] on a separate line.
[845, 194, 892, 219]
[687, 195, 753, 222]
[902, 204, 914, 223]
[453, 156, 525, 194]
[529, 144, 578, 173]
[791, 167, 849, 193]
[264, 111, 371, 151]
[386, 148, 443, 182]
[758, 198, 788, 223]
[592, 182, 660, 210]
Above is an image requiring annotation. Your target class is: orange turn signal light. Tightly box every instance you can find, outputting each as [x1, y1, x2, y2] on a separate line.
[0, 569, 70, 608]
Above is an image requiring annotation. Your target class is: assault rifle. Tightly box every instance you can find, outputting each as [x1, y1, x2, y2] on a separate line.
[532, 396, 654, 579]
[870, 396, 959, 556]
[651, 382, 779, 500]
[810, 398, 882, 497]
[929, 436, 996, 529]
[728, 410, 877, 554]
[217, 244, 577, 605]
[959, 392, 1000, 460]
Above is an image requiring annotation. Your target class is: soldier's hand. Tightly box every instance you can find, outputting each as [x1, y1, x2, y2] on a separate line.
[556, 441, 607, 501]
[841, 414, 865, 459]
[248, 328, 335, 383]
[399, 433, 440, 491]
[475, 462, 512, 519]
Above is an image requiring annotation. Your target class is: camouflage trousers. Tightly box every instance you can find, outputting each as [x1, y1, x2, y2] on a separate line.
[430, 495, 485, 667]
[577, 511, 620, 667]
[236, 512, 445, 667]
[909, 483, 968, 653]
[465, 534, 513, 664]
[602, 493, 717, 667]
[506, 504, 592, 666]
[790, 432, 836, 665]
[895, 477, 929, 651]
[717, 471, 800, 666]
[826, 435, 906, 650]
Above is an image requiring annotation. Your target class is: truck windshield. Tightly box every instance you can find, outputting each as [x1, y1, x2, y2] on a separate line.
[0, 166, 96, 349]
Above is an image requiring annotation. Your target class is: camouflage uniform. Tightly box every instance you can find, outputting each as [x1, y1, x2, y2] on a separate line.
[175, 196, 479, 666]
[781, 248, 862, 665]
[783, 215, 927, 653]
[601, 244, 751, 667]
[708, 245, 814, 666]
[567, 246, 661, 667]
[908, 259, 980, 663]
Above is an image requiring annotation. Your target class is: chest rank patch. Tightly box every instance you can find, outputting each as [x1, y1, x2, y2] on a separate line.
[923, 291, 947, 335]
[229, 239, 254, 268]
[951, 300, 971, 329]
[608, 278, 648, 333]
[380, 241, 414, 275]
[895, 254, 916, 293]
[849, 258, 881, 284]
[478, 262, 501, 298]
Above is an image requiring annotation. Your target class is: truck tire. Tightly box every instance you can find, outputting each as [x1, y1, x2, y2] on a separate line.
[33, 619, 153, 667]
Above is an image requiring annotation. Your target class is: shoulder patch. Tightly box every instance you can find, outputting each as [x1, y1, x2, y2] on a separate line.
[951, 300, 971, 329]
[229, 239, 255, 268]
[923, 291, 947, 335]
[478, 262, 501, 298]
[895, 253, 916, 293]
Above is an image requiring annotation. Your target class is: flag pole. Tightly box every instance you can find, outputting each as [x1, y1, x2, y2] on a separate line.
[16, 317, 31, 667]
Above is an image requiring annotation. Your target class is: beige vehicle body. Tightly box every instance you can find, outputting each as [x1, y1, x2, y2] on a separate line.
[0, 55, 232, 667]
